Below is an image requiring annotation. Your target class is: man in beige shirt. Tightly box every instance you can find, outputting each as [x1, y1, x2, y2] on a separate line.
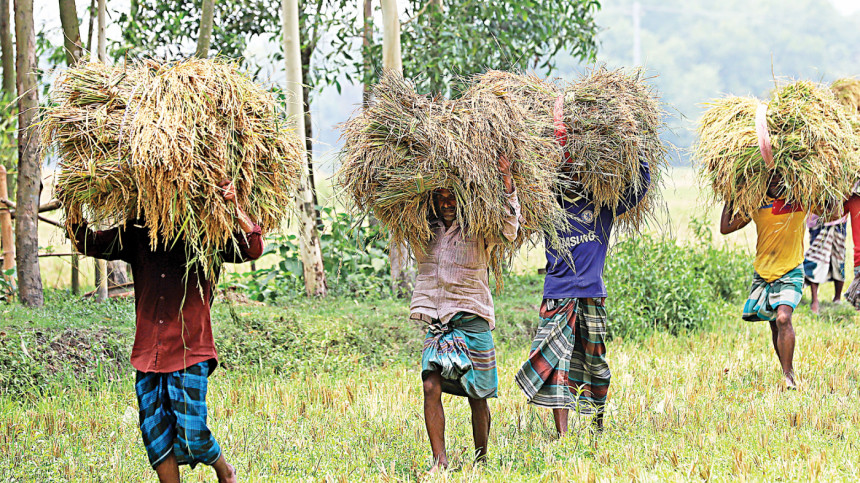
[411, 155, 519, 471]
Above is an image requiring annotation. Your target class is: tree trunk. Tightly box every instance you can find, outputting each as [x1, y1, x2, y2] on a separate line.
[14, 0, 43, 306]
[0, 0, 13, 93]
[283, 0, 326, 297]
[0, 0, 14, 198]
[361, 0, 372, 106]
[380, 0, 403, 74]
[97, 0, 105, 61]
[95, 0, 125, 296]
[85, 0, 95, 52]
[381, 0, 413, 294]
[195, 0, 215, 58]
[300, 44, 321, 227]
[0, 165, 14, 293]
[58, 0, 83, 65]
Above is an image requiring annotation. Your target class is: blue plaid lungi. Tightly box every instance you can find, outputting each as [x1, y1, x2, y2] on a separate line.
[135, 360, 222, 469]
[742, 266, 803, 322]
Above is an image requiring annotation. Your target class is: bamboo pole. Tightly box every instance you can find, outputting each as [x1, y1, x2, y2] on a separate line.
[0, 165, 13, 291]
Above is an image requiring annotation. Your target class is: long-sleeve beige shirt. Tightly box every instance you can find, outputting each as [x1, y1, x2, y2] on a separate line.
[410, 189, 520, 330]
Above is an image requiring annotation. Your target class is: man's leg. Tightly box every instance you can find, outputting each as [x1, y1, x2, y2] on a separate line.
[768, 321, 780, 359]
[423, 371, 448, 470]
[467, 397, 491, 462]
[809, 282, 820, 314]
[774, 305, 796, 388]
[552, 408, 569, 438]
[154, 453, 180, 483]
[834, 279, 845, 302]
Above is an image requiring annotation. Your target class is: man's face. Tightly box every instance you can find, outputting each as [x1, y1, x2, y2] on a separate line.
[433, 188, 457, 223]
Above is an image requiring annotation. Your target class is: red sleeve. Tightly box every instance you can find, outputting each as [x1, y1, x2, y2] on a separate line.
[221, 224, 264, 263]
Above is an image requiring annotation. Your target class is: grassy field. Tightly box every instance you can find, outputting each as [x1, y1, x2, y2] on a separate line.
[4, 166, 860, 481]
[2, 288, 859, 481]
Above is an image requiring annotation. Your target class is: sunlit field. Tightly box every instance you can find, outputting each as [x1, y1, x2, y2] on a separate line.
[4, 166, 859, 481]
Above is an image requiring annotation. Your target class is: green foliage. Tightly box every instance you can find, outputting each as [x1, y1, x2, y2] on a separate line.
[221, 207, 391, 301]
[358, 1, 602, 97]
[604, 224, 750, 340]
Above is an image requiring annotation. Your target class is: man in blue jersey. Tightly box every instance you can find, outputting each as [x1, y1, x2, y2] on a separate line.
[515, 160, 650, 437]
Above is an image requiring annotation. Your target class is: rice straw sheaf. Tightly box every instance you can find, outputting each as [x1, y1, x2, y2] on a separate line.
[466, 67, 669, 234]
[41, 58, 303, 279]
[558, 66, 668, 233]
[695, 80, 860, 220]
[831, 78, 860, 116]
[337, 71, 567, 282]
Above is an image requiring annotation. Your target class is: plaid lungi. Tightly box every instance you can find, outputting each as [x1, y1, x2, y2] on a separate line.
[846, 276, 860, 309]
[515, 298, 610, 414]
[742, 266, 803, 322]
[803, 223, 846, 284]
[135, 360, 222, 469]
[420, 312, 498, 399]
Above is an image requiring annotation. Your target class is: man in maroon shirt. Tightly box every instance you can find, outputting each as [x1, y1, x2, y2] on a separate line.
[70, 182, 262, 483]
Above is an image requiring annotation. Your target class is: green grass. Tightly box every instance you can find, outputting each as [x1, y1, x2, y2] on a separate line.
[2, 289, 860, 480]
[4, 168, 860, 480]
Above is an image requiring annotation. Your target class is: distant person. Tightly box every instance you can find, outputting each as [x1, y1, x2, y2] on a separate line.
[69, 181, 262, 483]
[515, 158, 650, 437]
[803, 212, 847, 313]
[412, 155, 519, 471]
[842, 183, 860, 310]
[720, 174, 805, 389]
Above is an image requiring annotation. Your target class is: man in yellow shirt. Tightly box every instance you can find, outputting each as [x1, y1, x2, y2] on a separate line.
[721, 175, 806, 389]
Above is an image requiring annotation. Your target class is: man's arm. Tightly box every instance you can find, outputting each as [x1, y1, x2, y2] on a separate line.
[219, 181, 265, 263]
[67, 222, 129, 261]
[720, 203, 751, 235]
[491, 155, 520, 244]
[615, 159, 651, 217]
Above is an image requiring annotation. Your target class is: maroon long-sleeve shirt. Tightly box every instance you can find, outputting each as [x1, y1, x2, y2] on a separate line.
[70, 221, 264, 374]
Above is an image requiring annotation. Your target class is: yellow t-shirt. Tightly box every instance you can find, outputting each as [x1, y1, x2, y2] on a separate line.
[751, 199, 807, 282]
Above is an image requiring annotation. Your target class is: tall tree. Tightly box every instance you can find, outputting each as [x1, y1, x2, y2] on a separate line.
[97, 0, 106, 61]
[14, 0, 43, 306]
[0, 0, 14, 196]
[0, 0, 12, 93]
[284, 0, 326, 296]
[380, 0, 414, 292]
[58, 0, 84, 64]
[195, 0, 215, 58]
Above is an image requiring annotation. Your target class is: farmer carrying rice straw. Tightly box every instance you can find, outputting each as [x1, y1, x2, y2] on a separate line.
[514, 158, 651, 436]
[412, 155, 519, 470]
[69, 181, 260, 482]
[699, 80, 860, 389]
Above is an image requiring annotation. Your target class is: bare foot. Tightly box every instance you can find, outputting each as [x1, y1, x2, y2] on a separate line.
[811, 300, 820, 314]
[785, 375, 797, 391]
[429, 459, 449, 474]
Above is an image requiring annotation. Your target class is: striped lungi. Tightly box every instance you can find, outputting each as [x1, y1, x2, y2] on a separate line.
[135, 360, 222, 469]
[803, 222, 846, 284]
[419, 312, 498, 399]
[515, 298, 610, 414]
[742, 266, 803, 322]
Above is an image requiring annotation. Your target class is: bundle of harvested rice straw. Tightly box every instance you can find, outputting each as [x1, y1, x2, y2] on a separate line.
[338, 67, 667, 278]
[696, 80, 860, 220]
[831, 78, 860, 116]
[41, 58, 304, 279]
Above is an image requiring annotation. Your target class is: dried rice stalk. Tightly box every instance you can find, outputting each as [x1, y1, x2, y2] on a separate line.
[337, 71, 566, 281]
[41, 58, 303, 279]
[696, 80, 860, 220]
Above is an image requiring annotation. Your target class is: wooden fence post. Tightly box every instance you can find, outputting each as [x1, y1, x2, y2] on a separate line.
[71, 254, 79, 295]
[0, 165, 13, 290]
[94, 258, 107, 302]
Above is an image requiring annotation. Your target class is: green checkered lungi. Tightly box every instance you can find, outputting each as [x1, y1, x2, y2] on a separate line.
[742, 266, 803, 322]
[420, 312, 498, 399]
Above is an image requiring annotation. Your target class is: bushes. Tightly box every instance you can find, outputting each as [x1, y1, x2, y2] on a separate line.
[604, 223, 750, 340]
